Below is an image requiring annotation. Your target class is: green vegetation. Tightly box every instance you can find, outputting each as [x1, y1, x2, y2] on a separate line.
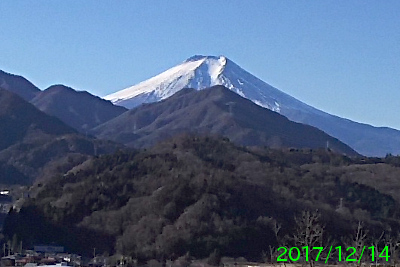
[4, 135, 400, 262]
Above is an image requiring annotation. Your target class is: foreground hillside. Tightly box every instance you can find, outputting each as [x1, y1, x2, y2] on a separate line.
[4, 135, 400, 262]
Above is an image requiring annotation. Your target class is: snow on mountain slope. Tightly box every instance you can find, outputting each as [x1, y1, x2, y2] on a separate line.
[105, 57, 206, 106]
[105, 55, 322, 116]
[104, 55, 400, 157]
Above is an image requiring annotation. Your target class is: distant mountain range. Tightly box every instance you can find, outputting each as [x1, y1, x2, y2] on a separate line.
[0, 66, 363, 186]
[2, 59, 400, 262]
[94, 85, 358, 156]
[2, 55, 400, 157]
[105, 55, 400, 157]
[0, 70, 127, 133]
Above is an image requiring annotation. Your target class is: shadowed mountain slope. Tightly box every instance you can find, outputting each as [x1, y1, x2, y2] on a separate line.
[0, 88, 120, 185]
[31, 85, 128, 132]
[93, 86, 358, 156]
[0, 88, 76, 151]
[0, 70, 41, 101]
[104, 55, 400, 157]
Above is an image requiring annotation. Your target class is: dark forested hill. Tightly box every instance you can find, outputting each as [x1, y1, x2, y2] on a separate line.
[0, 88, 121, 185]
[92, 86, 358, 156]
[31, 85, 127, 132]
[5, 135, 400, 261]
[0, 88, 76, 151]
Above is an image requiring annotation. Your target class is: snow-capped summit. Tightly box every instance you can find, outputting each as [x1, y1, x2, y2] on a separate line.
[105, 55, 317, 115]
[105, 55, 232, 108]
[104, 55, 400, 157]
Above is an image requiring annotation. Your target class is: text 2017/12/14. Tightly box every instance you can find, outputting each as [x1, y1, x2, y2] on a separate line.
[277, 246, 390, 263]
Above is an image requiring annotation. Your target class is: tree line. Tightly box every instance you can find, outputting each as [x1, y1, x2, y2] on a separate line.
[3, 135, 400, 263]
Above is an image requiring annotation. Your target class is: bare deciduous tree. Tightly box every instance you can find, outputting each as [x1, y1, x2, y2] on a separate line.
[342, 221, 368, 267]
[293, 210, 324, 248]
[268, 218, 283, 263]
[293, 210, 324, 267]
[385, 231, 400, 266]
[371, 231, 384, 267]
[260, 217, 284, 264]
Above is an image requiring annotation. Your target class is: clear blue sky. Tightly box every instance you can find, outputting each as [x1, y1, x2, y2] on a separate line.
[1, 1, 399, 129]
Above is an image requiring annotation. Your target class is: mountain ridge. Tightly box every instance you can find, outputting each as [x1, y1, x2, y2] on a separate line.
[31, 84, 128, 132]
[104, 55, 400, 157]
[0, 68, 128, 133]
[94, 85, 359, 156]
[0, 69, 41, 101]
[0, 88, 121, 185]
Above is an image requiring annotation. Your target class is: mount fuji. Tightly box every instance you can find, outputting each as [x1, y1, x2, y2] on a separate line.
[105, 55, 400, 157]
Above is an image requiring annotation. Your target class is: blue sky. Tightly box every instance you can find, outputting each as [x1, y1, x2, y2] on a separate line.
[1, 1, 399, 129]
